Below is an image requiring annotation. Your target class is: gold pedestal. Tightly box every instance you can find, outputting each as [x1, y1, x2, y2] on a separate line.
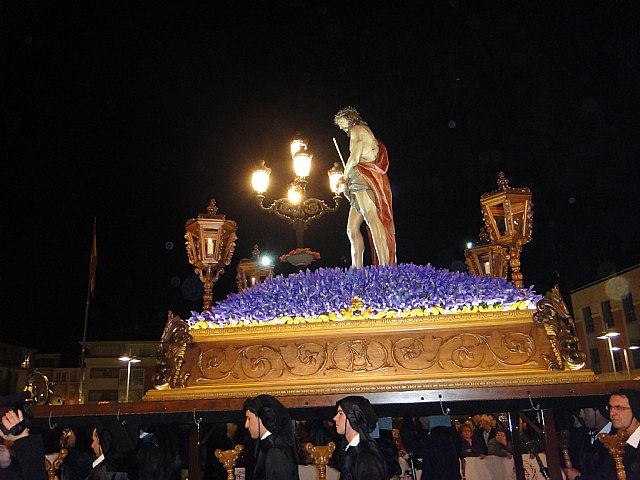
[146, 287, 593, 401]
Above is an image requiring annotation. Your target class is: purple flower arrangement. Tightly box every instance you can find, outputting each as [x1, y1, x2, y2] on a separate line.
[187, 264, 542, 328]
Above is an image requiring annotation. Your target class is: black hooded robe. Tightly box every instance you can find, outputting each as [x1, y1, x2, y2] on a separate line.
[338, 439, 386, 480]
[243, 395, 300, 480]
[252, 434, 300, 480]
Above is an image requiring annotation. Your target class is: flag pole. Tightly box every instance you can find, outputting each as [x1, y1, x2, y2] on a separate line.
[78, 217, 96, 404]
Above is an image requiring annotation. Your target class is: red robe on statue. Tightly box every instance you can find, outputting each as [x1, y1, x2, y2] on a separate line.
[356, 140, 396, 265]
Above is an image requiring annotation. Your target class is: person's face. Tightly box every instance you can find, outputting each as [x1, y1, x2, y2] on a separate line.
[495, 431, 506, 443]
[461, 427, 472, 439]
[609, 395, 639, 431]
[245, 410, 262, 439]
[579, 408, 597, 429]
[336, 117, 349, 132]
[333, 406, 347, 436]
[481, 418, 491, 431]
[91, 428, 101, 457]
[488, 415, 496, 427]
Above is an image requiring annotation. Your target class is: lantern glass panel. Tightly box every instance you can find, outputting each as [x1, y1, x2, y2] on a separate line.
[513, 209, 525, 236]
[491, 203, 507, 237]
[203, 229, 219, 260]
[477, 251, 491, 274]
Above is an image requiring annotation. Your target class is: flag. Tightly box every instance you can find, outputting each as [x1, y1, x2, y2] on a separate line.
[89, 221, 97, 298]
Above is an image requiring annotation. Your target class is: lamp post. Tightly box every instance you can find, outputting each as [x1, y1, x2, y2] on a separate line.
[118, 354, 141, 403]
[251, 137, 343, 248]
[184, 199, 238, 311]
[597, 331, 620, 379]
[480, 172, 533, 288]
[236, 245, 274, 291]
[611, 344, 639, 378]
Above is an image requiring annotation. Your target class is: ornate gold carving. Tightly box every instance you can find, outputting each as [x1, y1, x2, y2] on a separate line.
[146, 303, 595, 400]
[304, 442, 335, 480]
[533, 285, 587, 371]
[194, 328, 543, 385]
[191, 309, 537, 338]
[45, 449, 68, 480]
[144, 369, 596, 401]
[599, 430, 630, 480]
[153, 311, 193, 389]
[329, 339, 390, 372]
[215, 445, 244, 480]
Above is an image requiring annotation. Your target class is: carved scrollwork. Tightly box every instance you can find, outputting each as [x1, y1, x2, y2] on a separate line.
[392, 336, 441, 370]
[393, 332, 536, 371]
[153, 311, 193, 389]
[329, 339, 390, 372]
[193, 330, 541, 384]
[196, 342, 327, 383]
[533, 285, 586, 371]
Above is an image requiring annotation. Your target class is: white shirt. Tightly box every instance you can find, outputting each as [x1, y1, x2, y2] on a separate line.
[345, 433, 360, 451]
[261, 430, 272, 441]
[592, 421, 613, 444]
[627, 425, 640, 448]
[92, 453, 105, 469]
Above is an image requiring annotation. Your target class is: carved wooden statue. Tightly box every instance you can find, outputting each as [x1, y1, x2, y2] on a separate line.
[304, 442, 336, 480]
[599, 430, 630, 480]
[215, 444, 244, 480]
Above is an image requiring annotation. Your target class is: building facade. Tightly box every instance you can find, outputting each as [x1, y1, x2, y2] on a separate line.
[571, 264, 640, 377]
[33, 340, 158, 404]
[0, 341, 36, 397]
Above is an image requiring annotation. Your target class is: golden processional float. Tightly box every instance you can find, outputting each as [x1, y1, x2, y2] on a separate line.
[145, 171, 593, 404]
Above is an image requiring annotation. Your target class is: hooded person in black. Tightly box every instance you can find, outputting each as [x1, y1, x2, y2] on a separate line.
[86, 422, 138, 480]
[242, 394, 300, 480]
[332, 396, 386, 480]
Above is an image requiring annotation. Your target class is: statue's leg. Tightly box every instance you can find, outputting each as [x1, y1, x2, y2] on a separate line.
[346, 205, 365, 268]
[354, 190, 389, 266]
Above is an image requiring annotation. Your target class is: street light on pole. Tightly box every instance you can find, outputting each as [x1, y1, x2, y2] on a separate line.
[611, 344, 639, 378]
[597, 331, 620, 379]
[118, 354, 141, 403]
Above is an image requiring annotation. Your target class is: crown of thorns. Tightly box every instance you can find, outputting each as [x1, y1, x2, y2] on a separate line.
[334, 106, 364, 125]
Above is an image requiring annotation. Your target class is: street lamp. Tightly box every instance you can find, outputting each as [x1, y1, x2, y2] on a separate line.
[597, 331, 620, 379]
[118, 354, 141, 403]
[611, 344, 639, 378]
[251, 137, 343, 248]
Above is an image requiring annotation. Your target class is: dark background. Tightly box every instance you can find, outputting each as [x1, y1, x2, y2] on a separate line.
[3, 1, 639, 364]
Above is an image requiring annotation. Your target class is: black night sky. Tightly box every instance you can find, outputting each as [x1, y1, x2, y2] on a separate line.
[3, 1, 640, 364]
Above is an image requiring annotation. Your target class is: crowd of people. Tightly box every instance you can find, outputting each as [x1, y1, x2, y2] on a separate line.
[3, 389, 640, 480]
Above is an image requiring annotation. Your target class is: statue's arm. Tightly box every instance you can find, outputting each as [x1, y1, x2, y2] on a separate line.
[344, 126, 365, 179]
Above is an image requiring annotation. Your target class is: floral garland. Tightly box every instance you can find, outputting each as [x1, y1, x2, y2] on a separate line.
[279, 247, 321, 262]
[187, 263, 542, 329]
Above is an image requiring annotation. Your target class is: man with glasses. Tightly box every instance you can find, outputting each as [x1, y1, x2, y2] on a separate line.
[564, 389, 640, 479]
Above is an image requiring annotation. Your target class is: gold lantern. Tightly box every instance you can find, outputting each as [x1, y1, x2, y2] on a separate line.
[464, 228, 508, 279]
[480, 172, 533, 288]
[185, 199, 237, 310]
[236, 245, 274, 291]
